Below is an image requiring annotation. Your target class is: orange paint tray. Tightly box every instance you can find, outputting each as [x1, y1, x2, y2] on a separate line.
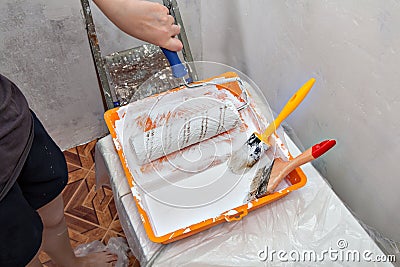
[104, 72, 307, 244]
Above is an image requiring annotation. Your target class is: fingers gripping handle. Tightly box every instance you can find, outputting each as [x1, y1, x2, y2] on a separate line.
[160, 48, 181, 66]
[161, 48, 188, 78]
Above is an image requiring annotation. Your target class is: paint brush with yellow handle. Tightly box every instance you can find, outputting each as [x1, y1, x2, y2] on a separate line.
[229, 78, 316, 173]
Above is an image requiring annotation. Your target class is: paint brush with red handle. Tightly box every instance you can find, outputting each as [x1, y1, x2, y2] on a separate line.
[247, 139, 336, 201]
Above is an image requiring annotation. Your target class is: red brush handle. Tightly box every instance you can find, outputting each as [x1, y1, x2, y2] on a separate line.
[265, 139, 336, 195]
[311, 140, 337, 158]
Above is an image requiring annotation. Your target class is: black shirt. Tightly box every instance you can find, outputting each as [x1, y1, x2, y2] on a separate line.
[0, 74, 33, 201]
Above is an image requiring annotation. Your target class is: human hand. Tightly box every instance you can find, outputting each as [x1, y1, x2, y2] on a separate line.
[94, 0, 183, 51]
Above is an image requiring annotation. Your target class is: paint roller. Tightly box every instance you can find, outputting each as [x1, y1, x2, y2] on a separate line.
[130, 100, 241, 165]
[129, 46, 250, 165]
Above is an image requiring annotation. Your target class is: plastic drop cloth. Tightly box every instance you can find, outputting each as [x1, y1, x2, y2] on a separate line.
[97, 133, 395, 266]
[74, 237, 131, 267]
[95, 85, 395, 266]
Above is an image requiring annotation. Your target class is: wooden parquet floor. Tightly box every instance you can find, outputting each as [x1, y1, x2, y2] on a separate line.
[39, 140, 139, 267]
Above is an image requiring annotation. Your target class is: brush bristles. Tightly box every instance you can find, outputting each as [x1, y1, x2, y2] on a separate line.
[228, 144, 255, 174]
[246, 167, 265, 201]
[229, 133, 264, 174]
[246, 159, 275, 201]
[228, 133, 265, 174]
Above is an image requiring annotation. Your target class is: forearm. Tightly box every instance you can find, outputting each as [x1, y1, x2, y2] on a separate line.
[92, 0, 127, 26]
[92, 0, 182, 51]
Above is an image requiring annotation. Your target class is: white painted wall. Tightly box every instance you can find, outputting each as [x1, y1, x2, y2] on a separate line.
[0, 0, 107, 150]
[198, 0, 400, 241]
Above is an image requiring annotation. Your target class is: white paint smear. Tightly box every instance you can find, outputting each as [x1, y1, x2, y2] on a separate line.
[224, 210, 238, 216]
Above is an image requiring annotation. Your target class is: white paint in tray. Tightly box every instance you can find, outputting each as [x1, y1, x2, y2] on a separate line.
[115, 82, 288, 237]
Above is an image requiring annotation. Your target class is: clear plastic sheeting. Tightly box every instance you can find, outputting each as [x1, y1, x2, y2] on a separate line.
[361, 223, 400, 266]
[281, 122, 400, 266]
[96, 132, 394, 266]
[153, 135, 390, 267]
[96, 71, 396, 266]
[74, 237, 130, 267]
[95, 76, 395, 265]
[95, 135, 164, 264]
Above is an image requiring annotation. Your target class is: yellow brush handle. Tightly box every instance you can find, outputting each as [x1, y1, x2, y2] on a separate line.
[258, 78, 316, 143]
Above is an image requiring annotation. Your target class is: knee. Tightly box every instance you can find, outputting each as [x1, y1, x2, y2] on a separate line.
[43, 210, 65, 230]
[38, 195, 66, 229]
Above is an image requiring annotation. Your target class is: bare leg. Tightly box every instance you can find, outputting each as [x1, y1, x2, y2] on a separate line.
[37, 194, 117, 267]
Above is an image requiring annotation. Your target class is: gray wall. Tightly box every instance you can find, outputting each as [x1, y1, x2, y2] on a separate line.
[90, 2, 146, 56]
[0, 0, 107, 150]
[0, 0, 201, 149]
[198, 0, 400, 241]
[90, 0, 202, 60]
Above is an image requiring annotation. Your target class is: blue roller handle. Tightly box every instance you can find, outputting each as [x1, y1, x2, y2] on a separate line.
[161, 48, 188, 78]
